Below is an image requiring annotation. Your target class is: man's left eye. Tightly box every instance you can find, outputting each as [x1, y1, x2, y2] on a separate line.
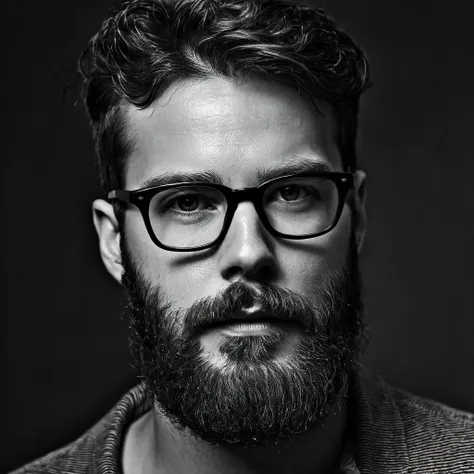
[171, 194, 215, 212]
[277, 185, 307, 201]
[175, 195, 200, 211]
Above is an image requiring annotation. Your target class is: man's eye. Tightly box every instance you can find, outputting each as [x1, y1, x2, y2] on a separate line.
[175, 195, 200, 212]
[168, 194, 214, 212]
[275, 185, 308, 202]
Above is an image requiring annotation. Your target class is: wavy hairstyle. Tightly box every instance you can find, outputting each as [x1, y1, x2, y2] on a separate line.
[78, 0, 370, 194]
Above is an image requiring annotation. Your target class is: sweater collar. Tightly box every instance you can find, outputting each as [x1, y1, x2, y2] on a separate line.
[92, 364, 408, 473]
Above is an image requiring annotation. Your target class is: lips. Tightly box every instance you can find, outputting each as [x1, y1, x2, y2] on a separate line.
[203, 310, 301, 331]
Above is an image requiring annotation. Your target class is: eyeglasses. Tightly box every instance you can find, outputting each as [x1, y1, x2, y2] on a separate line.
[108, 172, 354, 252]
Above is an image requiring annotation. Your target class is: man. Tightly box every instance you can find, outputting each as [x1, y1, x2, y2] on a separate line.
[12, 0, 474, 473]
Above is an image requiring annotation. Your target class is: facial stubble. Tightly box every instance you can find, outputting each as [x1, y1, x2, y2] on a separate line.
[121, 237, 368, 447]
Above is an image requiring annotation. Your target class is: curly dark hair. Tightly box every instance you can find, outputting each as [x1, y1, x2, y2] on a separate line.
[78, 0, 370, 194]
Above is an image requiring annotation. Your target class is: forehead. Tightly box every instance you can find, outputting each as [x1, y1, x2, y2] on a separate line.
[123, 77, 342, 189]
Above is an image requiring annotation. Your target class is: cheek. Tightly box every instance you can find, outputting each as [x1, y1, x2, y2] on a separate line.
[122, 211, 172, 287]
[322, 205, 353, 270]
[160, 263, 217, 308]
[123, 211, 155, 268]
[278, 205, 352, 295]
[123, 212, 218, 307]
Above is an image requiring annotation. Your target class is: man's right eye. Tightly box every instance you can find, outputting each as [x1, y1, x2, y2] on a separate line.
[173, 195, 200, 212]
[164, 194, 216, 214]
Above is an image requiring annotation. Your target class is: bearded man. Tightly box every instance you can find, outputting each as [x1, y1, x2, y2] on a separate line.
[11, 0, 474, 473]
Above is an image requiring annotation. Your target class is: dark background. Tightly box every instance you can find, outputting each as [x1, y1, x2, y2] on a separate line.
[2, 0, 474, 471]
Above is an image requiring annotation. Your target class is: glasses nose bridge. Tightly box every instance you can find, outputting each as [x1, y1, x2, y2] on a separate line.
[227, 188, 261, 218]
[230, 186, 261, 206]
[223, 186, 265, 230]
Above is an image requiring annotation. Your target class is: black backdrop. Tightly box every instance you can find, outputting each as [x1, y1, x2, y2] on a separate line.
[2, 0, 474, 471]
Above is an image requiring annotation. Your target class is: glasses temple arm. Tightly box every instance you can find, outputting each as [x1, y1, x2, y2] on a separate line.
[108, 190, 131, 203]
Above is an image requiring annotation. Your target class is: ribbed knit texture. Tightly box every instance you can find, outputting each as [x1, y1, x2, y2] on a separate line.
[10, 364, 474, 473]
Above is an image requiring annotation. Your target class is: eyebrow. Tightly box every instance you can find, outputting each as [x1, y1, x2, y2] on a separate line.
[140, 170, 225, 189]
[138, 158, 332, 189]
[256, 159, 332, 183]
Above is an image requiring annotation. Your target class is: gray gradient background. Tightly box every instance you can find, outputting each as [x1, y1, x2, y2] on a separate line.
[2, 0, 474, 471]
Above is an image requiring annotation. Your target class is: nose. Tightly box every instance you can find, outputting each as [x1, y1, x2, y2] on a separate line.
[218, 202, 277, 283]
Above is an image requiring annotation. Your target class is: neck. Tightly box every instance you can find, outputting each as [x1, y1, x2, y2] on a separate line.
[123, 402, 348, 474]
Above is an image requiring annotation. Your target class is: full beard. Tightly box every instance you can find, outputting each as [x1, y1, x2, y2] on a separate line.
[121, 236, 368, 448]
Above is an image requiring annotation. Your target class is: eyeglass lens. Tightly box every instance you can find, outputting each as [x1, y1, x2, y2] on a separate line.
[148, 176, 339, 248]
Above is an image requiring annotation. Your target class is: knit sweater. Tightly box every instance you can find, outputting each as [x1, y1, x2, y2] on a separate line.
[10, 364, 474, 473]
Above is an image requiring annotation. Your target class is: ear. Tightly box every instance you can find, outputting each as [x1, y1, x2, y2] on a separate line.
[352, 170, 367, 253]
[92, 199, 123, 284]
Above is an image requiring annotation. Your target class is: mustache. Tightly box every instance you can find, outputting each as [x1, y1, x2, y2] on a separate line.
[183, 281, 319, 337]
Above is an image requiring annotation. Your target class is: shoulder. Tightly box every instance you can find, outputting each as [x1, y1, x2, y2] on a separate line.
[357, 366, 474, 472]
[7, 412, 111, 474]
[391, 383, 474, 449]
[8, 429, 98, 473]
[8, 384, 149, 474]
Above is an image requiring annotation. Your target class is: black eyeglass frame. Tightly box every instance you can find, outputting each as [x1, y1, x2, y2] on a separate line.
[108, 172, 354, 252]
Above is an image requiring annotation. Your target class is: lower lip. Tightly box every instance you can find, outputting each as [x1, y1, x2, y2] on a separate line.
[216, 321, 296, 336]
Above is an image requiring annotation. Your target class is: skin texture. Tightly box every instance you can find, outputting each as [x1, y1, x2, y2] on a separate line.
[93, 77, 367, 474]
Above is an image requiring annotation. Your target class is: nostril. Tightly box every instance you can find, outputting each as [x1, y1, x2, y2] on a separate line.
[244, 257, 277, 283]
[222, 260, 276, 284]
[260, 264, 276, 284]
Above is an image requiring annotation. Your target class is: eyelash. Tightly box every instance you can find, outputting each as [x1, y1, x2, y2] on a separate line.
[163, 195, 218, 216]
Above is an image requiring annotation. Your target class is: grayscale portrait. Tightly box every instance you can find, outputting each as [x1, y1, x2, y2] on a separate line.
[4, 0, 474, 473]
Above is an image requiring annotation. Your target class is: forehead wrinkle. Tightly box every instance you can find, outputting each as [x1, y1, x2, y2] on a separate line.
[157, 79, 315, 135]
[185, 97, 311, 136]
[125, 78, 331, 145]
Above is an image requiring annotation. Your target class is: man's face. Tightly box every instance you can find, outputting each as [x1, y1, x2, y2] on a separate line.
[123, 77, 359, 311]
[94, 77, 367, 446]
